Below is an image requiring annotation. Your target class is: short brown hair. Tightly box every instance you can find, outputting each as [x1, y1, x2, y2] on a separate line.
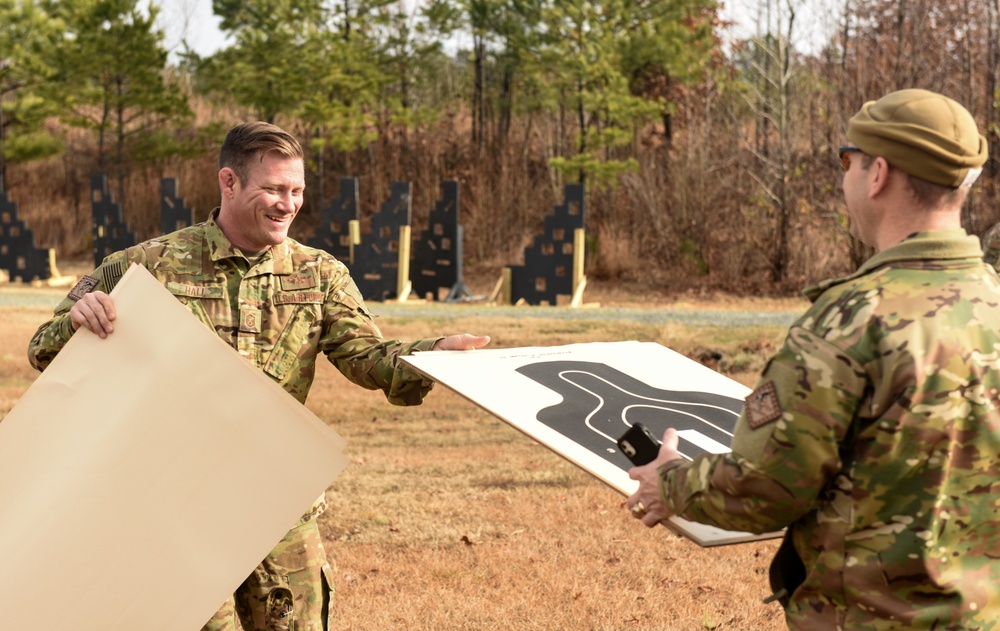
[902, 172, 967, 209]
[219, 122, 304, 184]
[858, 153, 968, 208]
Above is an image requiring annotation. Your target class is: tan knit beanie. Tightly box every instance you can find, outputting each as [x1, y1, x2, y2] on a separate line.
[847, 89, 987, 188]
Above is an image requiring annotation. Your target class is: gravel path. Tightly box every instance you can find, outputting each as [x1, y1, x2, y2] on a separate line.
[0, 291, 70, 309]
[0, 289, 800, 328]
[369, 302, 801, 327]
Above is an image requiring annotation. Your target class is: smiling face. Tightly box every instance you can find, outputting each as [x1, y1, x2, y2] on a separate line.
[217, 151, 305, 252]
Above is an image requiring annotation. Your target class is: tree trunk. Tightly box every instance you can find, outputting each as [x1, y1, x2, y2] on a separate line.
[987, 0, 1000, 180]
[894, 0, 906, 89]
[577, 79, 587, 186]
[772, 18, 792, 284]
[473, 34, 485, 151]
[0, 95, 6, 192]
[499, 52, 513, 148]
[116, 76, 126, 207]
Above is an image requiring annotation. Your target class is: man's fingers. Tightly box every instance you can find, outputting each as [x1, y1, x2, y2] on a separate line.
[641, 512, 664, 528]
[74, 307, 112, 338]
[70, 292, 116, 337]
[93, 292, 117, 322]
[461, 334, 490, 349]
[434, 333, 491, 351]
[661, 428, 680, 455]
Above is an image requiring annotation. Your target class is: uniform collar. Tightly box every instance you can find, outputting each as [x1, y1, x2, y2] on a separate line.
[204, 208, 293, 275]
[803, 229, 983, 301]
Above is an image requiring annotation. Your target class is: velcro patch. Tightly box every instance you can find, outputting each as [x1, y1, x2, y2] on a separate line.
[274, 292, 323, 305]
[68, 275, 100, 301]
[240, 307, 262, 333]
[281, 269, 317, 290]
[101, 260, 128, 293]
[745, 381, 782, 430]
[166, 282, 224, 299]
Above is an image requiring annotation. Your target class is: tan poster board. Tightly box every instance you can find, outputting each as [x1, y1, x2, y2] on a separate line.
[0, 264, 349, 630]
[403, 341, 781, 546]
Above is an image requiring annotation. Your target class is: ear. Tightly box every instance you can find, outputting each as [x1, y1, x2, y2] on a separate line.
[868, 157, 891, 198]
[219, 167, 239, 199]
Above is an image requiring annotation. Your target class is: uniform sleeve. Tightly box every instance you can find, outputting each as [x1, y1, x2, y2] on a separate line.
[319, 274, 443, 406]
[27, 303, 76, 371]
[27, 253, 131, 372]
[657, 325, 869, 534]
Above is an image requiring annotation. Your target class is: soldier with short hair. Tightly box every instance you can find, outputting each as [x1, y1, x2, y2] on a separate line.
[28, 121, 490, 631]
[626, 89, 1000, 629]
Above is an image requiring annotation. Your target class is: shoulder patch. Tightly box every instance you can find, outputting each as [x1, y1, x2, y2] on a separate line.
[68, 275, 100, 301]
[101, 260, 128, 293]
[745, 381, 782, 430]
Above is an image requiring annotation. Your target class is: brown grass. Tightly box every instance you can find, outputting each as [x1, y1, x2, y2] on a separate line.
[0, 281, 794, 631]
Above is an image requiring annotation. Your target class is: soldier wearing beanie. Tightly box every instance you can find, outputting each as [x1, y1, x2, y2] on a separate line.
[626, 89, 1000, 630]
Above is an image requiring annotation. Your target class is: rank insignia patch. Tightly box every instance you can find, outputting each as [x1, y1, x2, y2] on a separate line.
[240, 307, 262, 333]
[68, 275, 100, 301]
[745, 381, 782, 430]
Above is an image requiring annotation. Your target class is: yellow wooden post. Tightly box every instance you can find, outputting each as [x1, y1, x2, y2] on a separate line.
[502, 267, 512, 305]
[348, 219, 360, 265]
[48, 249, 62, 279]
[570, 228, 587, 307]
[397, 225, 412, 301]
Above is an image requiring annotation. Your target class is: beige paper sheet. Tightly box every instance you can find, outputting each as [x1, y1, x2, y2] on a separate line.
[0, 264, 348, 630]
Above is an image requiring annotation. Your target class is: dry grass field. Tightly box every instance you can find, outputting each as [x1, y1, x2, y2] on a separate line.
[0, 275, 808, 631]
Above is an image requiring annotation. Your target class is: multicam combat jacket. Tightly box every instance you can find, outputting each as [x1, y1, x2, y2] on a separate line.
[658, 230, 1000, 630]
[28, 209, 440, 405]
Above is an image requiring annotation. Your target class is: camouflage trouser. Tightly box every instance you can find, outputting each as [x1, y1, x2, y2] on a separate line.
[201, 500, 334, 631]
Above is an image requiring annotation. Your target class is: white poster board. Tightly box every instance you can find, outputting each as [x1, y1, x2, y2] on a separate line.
[403, 341, 781, 546]
[0, 264, 349, 630]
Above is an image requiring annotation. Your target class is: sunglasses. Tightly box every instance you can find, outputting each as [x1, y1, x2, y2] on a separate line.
[839, 146, 863, 171]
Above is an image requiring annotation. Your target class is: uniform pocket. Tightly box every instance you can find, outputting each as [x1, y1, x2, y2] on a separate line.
[166, 283, 224, 331]
[266, 584, 295, 630]
[237, 573, 295, 631]
[263, 304, 320, 381]
[321, 563, 335, 630]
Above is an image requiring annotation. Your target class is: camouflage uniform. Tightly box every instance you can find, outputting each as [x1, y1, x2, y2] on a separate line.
[28, 210, 441, 631]
[657, 230, 1000, 630]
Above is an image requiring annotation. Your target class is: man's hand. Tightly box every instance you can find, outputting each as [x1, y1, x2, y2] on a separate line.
[432, 334, 491, 351]
[69, 291, 117, 338]
[626, 428, 684, 528]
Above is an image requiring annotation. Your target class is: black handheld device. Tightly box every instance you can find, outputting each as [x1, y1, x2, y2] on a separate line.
[616, 422, 662, 466]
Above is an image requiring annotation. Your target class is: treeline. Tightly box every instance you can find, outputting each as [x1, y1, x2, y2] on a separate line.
[2, 0, 999, 294]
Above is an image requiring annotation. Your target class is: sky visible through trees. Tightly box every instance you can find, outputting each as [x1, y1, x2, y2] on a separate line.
[153, 0, 841, 61]
[3, 0, 999, 294]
